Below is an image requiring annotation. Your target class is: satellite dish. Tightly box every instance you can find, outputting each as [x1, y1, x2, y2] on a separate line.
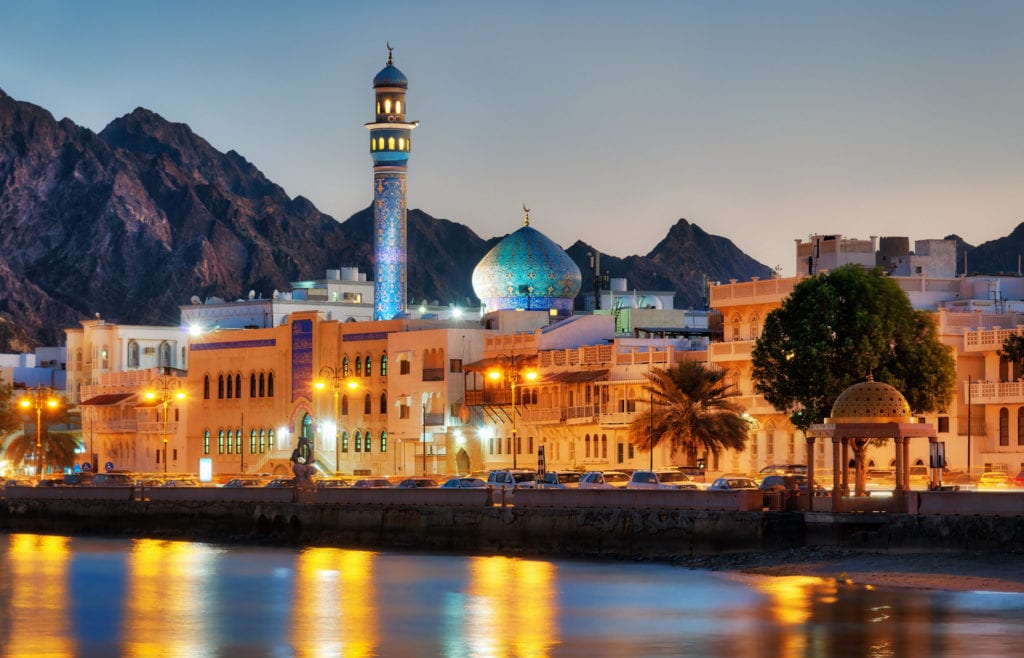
[248, 290, 256, 300]
[190, 296, 201, 305]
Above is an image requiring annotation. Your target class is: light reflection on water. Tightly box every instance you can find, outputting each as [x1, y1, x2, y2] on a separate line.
[0, 532, 1022, 657]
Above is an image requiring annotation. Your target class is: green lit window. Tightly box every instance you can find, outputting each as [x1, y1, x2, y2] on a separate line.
[380, 431, 387, 453]
[354, 431, 362, 453]
[203, 431, 210, 455]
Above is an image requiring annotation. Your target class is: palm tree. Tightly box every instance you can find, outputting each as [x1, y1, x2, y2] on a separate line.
[4, 426, 80, 477]
[628, 361, 750, 465]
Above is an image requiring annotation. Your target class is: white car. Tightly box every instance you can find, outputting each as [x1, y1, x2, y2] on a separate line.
[707, 476, 759, 491]
[486, 469, 537, 492]
[626, 470, 698, 490]
[578, 471, 630, 489]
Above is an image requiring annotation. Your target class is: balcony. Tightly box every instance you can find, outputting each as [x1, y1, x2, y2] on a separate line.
[708, 340, 754, 362]
[422, 368, 444, 382]
[963, 326, 1024, 353]
[967, 380, 1024, 404]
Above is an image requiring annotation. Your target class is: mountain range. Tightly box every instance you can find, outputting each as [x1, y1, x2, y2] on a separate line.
[1, 88, 1021, 353]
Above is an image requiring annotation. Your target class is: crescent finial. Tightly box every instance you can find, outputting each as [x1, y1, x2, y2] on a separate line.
[522, 203, 530, 227]
[386, 42, 394, 66]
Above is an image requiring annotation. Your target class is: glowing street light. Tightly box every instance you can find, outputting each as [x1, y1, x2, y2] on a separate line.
[315, 366, 359, 475]
[18, 385, 60, 477]
[487, 354, 537, 469]
[145, 374, 186, 475]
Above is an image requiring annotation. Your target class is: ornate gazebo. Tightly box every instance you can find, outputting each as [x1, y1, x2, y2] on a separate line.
[807, 378, 937, 512]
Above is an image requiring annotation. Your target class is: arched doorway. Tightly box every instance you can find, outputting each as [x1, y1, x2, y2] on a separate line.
[455, 448, 470, 475]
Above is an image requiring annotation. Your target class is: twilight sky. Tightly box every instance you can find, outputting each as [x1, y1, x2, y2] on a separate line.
[2, 1, 1023, 276]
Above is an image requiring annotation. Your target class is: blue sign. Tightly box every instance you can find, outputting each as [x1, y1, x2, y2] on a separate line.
[105, 461, 115, 473]
[76, 463, 85, 473]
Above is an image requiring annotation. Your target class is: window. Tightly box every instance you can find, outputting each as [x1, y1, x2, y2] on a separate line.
[259, 429, 266, 453]
[371, 137, 376, 151]
[342, 395, 349, 415]
[450, 359, 463, 373]
[379, 393, 387, 414]
[226, 374, 233, 399]
[128, 341, 140, 368]
[396, 100, 402, 113]
[528, 436, 534, 454]
[101, 345, 109, 369]
[250, 429, 257, 454]
[259, 372, 266, 397]
[399, 404, 409, 419]
[364, 394, 372, 415]
[159, 342, 172, 368]
[355, 356, 362, 376]
[342, 356, 350, 377]
[235, 430, 242, 454]
[1000, 408, 1009, 446]
[218, 430, 225, 454]
[384, 98, 392, 113]
[227, 432, 233, 454]
[250, 374, 257, 398]
[341, 431, 349, 453]
[268, 429, 274, 451]
[388, 136, 395, 150]
[203, 431, 210, 455]
[400, 360, 410, 375]
[203, 375, 210, 400]
[354, 431, 362, 452]
[398, 137, 405, 150]
[364, 433, 372, 452]
[585, 435, 591, 458]
[235, 374, 241, 398]
[365, 354, 373, 376]
[937, 416, 950, 433]
[617, 442, 624, 463]
[602, 434, 608, 458]
[381, 353, 388, 376]
[376, 101, 380, 114]
[1018, 409, 1024, 447]
[267, 373, 274, 397]
[380, 431, 387, 453]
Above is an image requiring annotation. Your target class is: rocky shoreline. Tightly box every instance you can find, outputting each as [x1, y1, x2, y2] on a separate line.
[674, 546, 1024, 593]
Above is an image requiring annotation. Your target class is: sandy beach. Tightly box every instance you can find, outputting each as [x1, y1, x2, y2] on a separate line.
[679, 547, 1024, 593]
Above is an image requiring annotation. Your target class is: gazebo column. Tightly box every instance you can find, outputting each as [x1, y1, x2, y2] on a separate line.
[894, 436, 905, 493]
[841, 437, 850, 496]
[902, 437, 911, 490]
[831, 436, 842, 513]
[805, 435, 816, 512]
[928, 436, 939, 489]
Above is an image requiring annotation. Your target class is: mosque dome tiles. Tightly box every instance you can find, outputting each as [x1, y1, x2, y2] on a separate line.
[373, 63, 408, 89]
[828, 378, 913, 424]
[472, 223, 582, 314]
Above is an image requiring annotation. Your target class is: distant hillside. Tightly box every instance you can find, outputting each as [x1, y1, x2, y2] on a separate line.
[0, 88, 772, 351]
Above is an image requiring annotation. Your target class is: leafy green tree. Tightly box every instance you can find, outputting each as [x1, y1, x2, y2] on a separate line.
[998, 333, 1024, 379]
[3, 386, 74, 477]
[0, 376, 22, 441]
[752, 265, 956, 494]
[628, 361, 750, 465]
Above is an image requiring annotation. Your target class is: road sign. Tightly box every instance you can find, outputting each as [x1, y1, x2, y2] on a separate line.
[80, 462, 90, 473]
[105, 461, 115, 473]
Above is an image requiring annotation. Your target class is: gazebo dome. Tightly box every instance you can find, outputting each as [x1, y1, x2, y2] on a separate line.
[828, 379, 913, 423]
[471, 219, 582, 314]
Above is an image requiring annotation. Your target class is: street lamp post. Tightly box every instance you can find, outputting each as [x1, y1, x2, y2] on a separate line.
[145, 374, 185, 476]
[488, 355, 536, 470]
[316, 367, 358, 476]
[18, 385, 60, 477]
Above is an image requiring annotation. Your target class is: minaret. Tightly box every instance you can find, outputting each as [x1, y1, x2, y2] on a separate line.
[367, 44, 418, 320]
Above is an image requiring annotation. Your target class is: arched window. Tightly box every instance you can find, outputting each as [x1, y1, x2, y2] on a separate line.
[388, 136, 395, 150]
[749, 314, 760, 341]
[731, 314, 741, 341]
[376, 101, 380, 114]
[364, 394, 372, 415]
[370, 137, 376, 151]
[379, 393, 387, 414]
[342, 356, 350, 377]
[341, 431, 349, 453]
[365, 354, 373, 377]
[259, 429, 266, 454]
[364, 431, 372, 452]
[250, 429, 257, 454]
[377, 137, 384, 150]
[235, 430, 242, 454]
[267, 372, 274, 397]
[250, 374, 257, 398]
[380, 353, 388, 376]
[259, 373, 266, 397]
[159, 342, 172, 368]
[127, 341, 140, 368]
[226, 431, 233, 454]
[585, 434, 591, 458]
[235, 374, 242, 398]
[380, 431, 388, 453]
[203, 375, 210, 400]
[268, 429, 275, 451]
[341, 395, 349, 415]
[218, 430, 226, 454]
[395, 100, 402, 114]
[384, 98, 392, 113]
[999, 407, 1009, 446]
[354, 430, 362, 453]
[506, 437, 512, 455]
[203, 431, 210, 455]
[398, 137, 405, 150]
[355, 356, 362, 376]
[226, 374, 234, 399]
[218, 375, 225, 399]
[602, 434, 608, 458]
[302, 414, 314, 440]
[100, 345, 109, 369]
[76, 349, 83, 371]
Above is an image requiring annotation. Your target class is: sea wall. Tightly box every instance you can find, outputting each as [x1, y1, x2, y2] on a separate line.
[1, 488, 1021, 559]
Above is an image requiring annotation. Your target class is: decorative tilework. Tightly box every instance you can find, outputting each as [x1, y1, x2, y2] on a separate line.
[471, 225, 582, 313]
[373, 172, 407, 320]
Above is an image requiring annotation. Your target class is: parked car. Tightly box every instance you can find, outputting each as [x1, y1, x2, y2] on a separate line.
[92, 473, 134, 487]
[655, 471, 700, 489]
[759, 474, 809, 492]
[670, 465, 707, 483]
[1012, 471, 1024, 488]
[396, 478, 439, 489]
[578, 471, 630, 489]
[537, 471, 582, 489]
[626, 470, 697, 490]
[162, 478, 198, 487]
[3, 479, 33, 488]
[315, 478, 351, 489]
[486, 469, 537, 492]
[352, 478, 394, 488]
[758, 464, 807, 477]
[63, 472, 94, 486]
[441, 477, 487, 489]
[222, 478, 266, 488]
[977, 471, 1010, 490]
[264, 478, 295, 488]
[707, 477, 759, 491]
[35, 477, 64, 487]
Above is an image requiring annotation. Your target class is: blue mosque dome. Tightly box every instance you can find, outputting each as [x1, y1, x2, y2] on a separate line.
[373, 63, 408, 88]
[472, 210, 582, 314]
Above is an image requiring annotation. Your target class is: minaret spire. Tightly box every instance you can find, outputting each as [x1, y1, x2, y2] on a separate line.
[523, 203, 531, 227]
[386, 41, 393, 66]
